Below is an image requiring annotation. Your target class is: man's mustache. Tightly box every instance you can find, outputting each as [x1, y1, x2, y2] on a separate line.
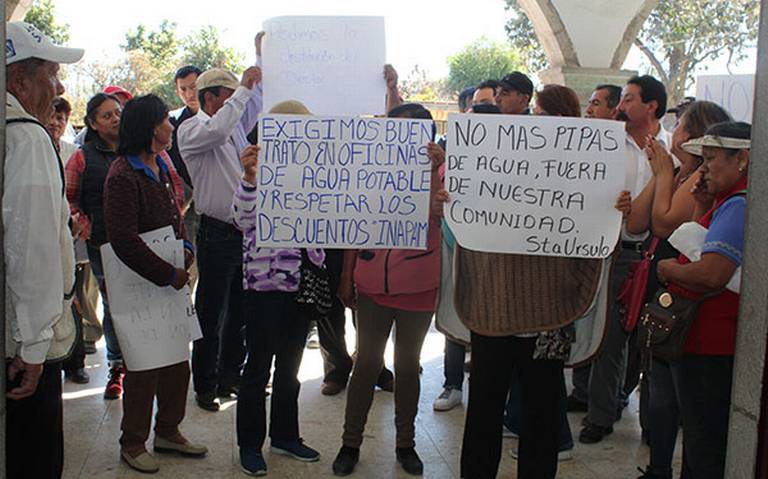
[616, 111, 629, 122]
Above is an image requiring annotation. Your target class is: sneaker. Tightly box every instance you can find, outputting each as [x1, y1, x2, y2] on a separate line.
[270, 438, 320, 462]
[332, 446, 360, 476]
[65, 368, 90, 384]
[104, 366, 124, 400]
[509, 447, 573, 462]
[240, 447, 267, 476]
[502, 425, 519, 439]
[565, 394, 588, 412]
[433, 388, 462, 411]
[395, 447, 423, 475]
[579, 419, 614, 444]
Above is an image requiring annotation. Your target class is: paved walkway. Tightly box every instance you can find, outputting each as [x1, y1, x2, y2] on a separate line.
[62, 320, 680, 478]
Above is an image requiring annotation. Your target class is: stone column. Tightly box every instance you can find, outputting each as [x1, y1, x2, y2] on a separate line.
[725, 0, 768, 477]
[516, 0, 658, 105]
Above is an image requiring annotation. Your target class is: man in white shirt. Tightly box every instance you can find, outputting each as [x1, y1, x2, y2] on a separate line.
[5, 20, 83, 478]
[178, 36, 263, 412]
[579, 75, 671, 445]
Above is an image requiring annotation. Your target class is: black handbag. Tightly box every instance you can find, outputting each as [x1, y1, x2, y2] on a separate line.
[638, 288, 702, 365]
[296, 249, 333, 316]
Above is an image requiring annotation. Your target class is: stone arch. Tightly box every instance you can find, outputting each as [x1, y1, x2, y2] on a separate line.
[516, 0, 659, 69]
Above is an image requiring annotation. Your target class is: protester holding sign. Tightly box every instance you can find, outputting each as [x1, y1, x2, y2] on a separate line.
[104, 94, 206, 474]
[232, 100, 325, 476]
[432, 84, 631, 478]
[628, 101, 732, 479]
[332, 103, 442, 477]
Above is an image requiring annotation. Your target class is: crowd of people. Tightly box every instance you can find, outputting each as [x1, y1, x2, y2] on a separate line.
[4, 19, 751, 479]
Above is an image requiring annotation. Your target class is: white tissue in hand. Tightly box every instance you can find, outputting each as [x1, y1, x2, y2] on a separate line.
[667, 222, 741, 294]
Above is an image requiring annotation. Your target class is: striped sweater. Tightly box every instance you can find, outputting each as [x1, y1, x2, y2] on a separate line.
[232, 178, 324, 292]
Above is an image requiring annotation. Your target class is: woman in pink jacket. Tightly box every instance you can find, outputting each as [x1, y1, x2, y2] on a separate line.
[332, 103, 442, 476]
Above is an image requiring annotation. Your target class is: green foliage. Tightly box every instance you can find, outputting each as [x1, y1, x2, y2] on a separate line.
[123, 20, 180, 68]
[181, 26, 245, 74]
[115, 22, 246, 107]
[502, 2, 547, 74]
[23, 0, 70, 45]
[447, 37, 525, 94]
[503, 0, 759, 105]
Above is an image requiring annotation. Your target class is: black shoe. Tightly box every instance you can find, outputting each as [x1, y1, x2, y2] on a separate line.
[396, 447, 423, 476]
[195, 392, 220, 412]
[579, 420, 613, 444]
[565, 394, 588, 413]
[66, 368, 90, 384]
[332, 446, 359, 476]
[636, 466, 672, 479]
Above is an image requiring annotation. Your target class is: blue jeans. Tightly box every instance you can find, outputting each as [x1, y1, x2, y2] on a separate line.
[86, 243, 122, 367]
[191, 216, 246, 395]
[504, 368, 574, 451]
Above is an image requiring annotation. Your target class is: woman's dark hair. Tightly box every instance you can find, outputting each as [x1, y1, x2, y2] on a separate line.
[117, 94, 169, 156]
[535, 84, 581, 118]
[680, 101, 733, 140]
[83, 93, 120, 144]
[704, 121, 752, 144]
[387, 103, 436, 141]
[52, 97, 72, 116]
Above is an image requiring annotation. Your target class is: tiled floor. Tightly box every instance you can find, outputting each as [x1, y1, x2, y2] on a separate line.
[62, 318, 680, 478]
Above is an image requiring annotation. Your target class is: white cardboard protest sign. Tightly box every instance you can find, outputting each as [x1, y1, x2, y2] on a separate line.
[101, 227, 202, 371]
[262, 16, 386, 116]
[695, 74, 755, 123]
[255, 114, 434, 249]
[444, 114, 626, 259]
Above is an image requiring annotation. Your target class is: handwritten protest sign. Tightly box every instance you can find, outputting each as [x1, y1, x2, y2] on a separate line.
[444, 114, 626, 259]
[255, 114, 434, 249]
[262, 16, 386, 116]
[696, 74, 755, 123]
[101, 227, 202, 371]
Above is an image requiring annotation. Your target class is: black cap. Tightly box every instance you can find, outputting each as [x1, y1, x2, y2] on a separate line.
[498, 72, 534, 97]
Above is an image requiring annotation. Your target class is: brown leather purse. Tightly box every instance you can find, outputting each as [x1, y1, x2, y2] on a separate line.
[638, 288, 701, 364]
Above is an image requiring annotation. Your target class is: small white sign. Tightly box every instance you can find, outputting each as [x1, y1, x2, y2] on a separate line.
[254, 114, 434, 249]
[101, 227, 201, 371]
[262, 16, 386, 116]
[444, 114, 626, 259]
[695, 74, 755, 123]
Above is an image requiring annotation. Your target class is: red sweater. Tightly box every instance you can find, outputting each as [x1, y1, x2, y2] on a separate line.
[103, 154, 188, 287]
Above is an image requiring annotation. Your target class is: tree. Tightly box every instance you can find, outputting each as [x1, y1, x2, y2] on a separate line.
[504, 0, 760, 105]
[634, 0, 759, 104]
[23, 0, 70, 45]
[503, 3, 547, 74]
[447, 37, 525, 94]
[181, 26, 245, 74]
[400, 65, 451, 103]
[123, 20, 180, 69]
